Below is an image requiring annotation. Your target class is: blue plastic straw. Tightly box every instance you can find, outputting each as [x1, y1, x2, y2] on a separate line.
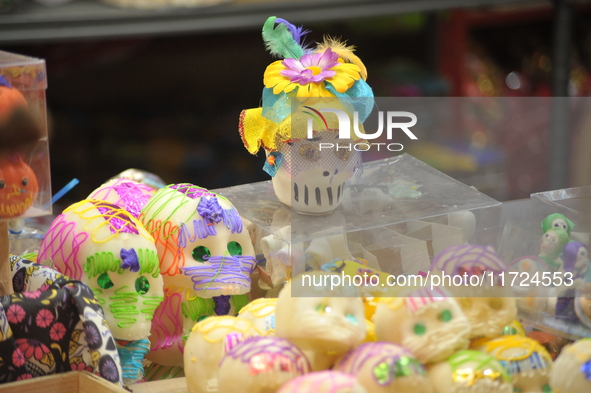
[42, 178, 79, 210]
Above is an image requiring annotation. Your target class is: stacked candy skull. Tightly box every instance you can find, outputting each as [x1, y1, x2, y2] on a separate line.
[37, 199, 165, 383]
[139, 184, 256, 366]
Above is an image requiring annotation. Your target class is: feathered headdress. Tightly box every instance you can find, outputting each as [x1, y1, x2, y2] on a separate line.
[240, 16, 374, 155]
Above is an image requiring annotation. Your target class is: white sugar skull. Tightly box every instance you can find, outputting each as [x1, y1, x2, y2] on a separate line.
[88, 178, 155, 219]
[475, 336, 552, 393]
[274, 272, 367, 370]
[240, 101, 363, 216]
[333, 342, 433, 393]
[37, 199, 164, 341]
[237, 297, 278, 335]
[139, 184, 257, 366]
[373, 287, 470, 364]
[428, 350, 513, 393]
[184, 316, 263, 393]
[457, 296, 517, 339]
[550, 338, 591, 393]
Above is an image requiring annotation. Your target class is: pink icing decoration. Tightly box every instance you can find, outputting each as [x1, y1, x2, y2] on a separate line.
[278, 371, 358, 393]
[335, 342, 411, 376]
[431, 245, 507, 275]
[150, 290, 184, 352]
[221, 337, 310, 375]
[94, 201, 139, 235]
[37, 214, 89, 280]
[89, 180, 153, 219]
[404, 287, 447, 314]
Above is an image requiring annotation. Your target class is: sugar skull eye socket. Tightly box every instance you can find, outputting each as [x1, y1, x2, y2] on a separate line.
[98, 272, 114, 289]
[334, 149, 352, 161]
[135, 276, 150, 295]
[21, 178, 28, 186]
[413, 323, 426, 335]
[298, 143, 321, 162]
[192, 246, 211, 262]
[227, 241, 242, 256]
[438, 309, 453, 322]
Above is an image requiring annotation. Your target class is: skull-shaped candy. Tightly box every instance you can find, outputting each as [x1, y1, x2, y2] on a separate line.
[457, 297, 517, 339]
[139, 184, 257, 366]
[278, 371, 369, 393]
[550, 338, 591, 393]
[37, 199, 165, 383]
[333, 342, 433, 393]
[237, 297, 278, 336]
[475, 336, 553, 393]
[373, 287, 470, 364]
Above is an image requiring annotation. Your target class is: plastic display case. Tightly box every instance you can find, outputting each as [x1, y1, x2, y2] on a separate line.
[0, 50, 51, 220]
[215, 153, 502, 290]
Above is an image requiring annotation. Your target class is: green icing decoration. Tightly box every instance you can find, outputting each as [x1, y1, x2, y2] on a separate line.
[227, 241, 243, 256]
[231, 294, 250, 314]
[413, 323, 426, 336]
[98, 272, 114, 289]
[394, 356, 424, 377]
[373, 361, 391, 385]
[192, 246, 211, 262]
[135, 276, 150, 295]
[181, 296, 215, 321]
[439, 309, 452, 322]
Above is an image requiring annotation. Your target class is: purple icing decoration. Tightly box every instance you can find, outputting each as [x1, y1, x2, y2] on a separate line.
[213, 295, 232, 315]
[177, 207, 244, 245]
[113, 181, 152, 219]
[120, 248, 140, 272]
[181, 255, 256, 291]
[431, 245, 507, 275]
[93, 201, 139, 235]
[170, 184, 215, 199]
[198, 197, 224, 224]
[582, 360, 591, 381]
[0, 75, 12, 88]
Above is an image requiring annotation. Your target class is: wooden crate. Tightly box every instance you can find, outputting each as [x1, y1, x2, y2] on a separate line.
[129, 377, 187, 393]
[0, 372, 128, 393]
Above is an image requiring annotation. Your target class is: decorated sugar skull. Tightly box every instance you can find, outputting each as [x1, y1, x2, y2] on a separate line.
[333, 342, 432, 393]
[274, 271, 367, 371]
[38, 199, 164, 341]
[88, 178, 155, 219]
[37, 199, 165, 383]
[542, 213, 574, 236]
[373, 287, 470, 364]
[238, 297, 278, 335]
[475, 335, 553, 393]
[550, 338, 591, 393]
[239, 16, 374, 215]
[456, 296, 517, 339]
[139, 184, 256, 366]
[184, 316, 263, 393]
[218, 336, 311, 393]
[0, 155, 38, 219]
[278, 371, 369, 393]
[428, 350, 513, 393]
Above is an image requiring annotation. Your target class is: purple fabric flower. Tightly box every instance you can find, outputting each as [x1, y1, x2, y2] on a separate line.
[280, 48, 339, 85]
[120, 248, 140, 272]
[197, 197, 223, 224]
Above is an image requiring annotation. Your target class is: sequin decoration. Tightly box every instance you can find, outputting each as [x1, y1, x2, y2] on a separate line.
[135, 276, 150, 295]
[98, 272, 114, 289]
[334, 148, 352, 161]
[228, 241, 243, 256]
[298, 143, 321, 162]
[453, 368, 502, 386]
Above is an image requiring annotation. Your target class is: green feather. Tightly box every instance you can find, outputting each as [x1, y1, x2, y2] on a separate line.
[262, 16, 303, 60]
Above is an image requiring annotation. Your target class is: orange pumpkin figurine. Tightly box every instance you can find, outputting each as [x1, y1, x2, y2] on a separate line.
[0, 75, 28, 123]
[0, 155, 38, 218]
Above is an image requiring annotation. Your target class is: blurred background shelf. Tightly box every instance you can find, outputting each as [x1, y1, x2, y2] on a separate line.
[0, 0, 550, 44]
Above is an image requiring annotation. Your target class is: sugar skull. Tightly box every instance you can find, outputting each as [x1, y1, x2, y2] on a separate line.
[456, 296, 517, 339]
[333, 342, 433, 393]
[38, 199, 164, 341]
[0, 155, 38, 219]
[237, 297, 278, 336]
[373, 287, 470, 364]
[274, 272, 367, 371]
[184, 316, 263, 393]
[218, 336, 311, 393]
[428, 350, 513, 393]
[88, 178, 155, 219]
[37, 199, 165, 383]
[139, 184, 256, 366]
[278, 371, 368, 393]
[550, 338, 591, 393]
[239, 17, 373, 216]
[475, 335, 552, 393]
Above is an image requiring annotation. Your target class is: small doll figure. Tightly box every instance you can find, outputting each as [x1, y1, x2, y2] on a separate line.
[555, 242, 590, 322]
[562, 242, 591, 283]
[542, 213, 574, 236]
[538, 228, 569, 272]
